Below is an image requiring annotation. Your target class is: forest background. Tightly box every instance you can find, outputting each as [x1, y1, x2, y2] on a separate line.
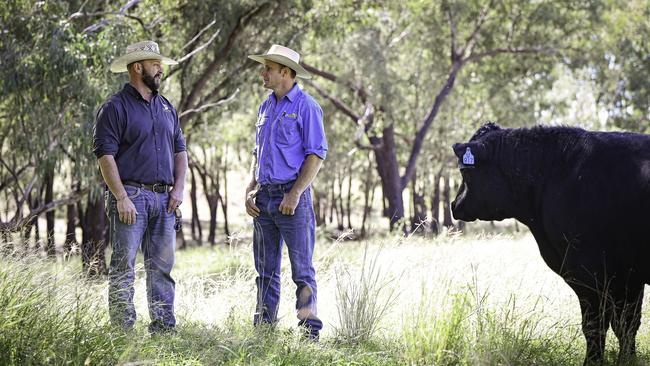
[1, 0, 649, 275]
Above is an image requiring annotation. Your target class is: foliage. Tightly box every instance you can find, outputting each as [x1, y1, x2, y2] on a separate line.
[1, 0, 650, 240]
[590, 0, 650, 132]
[2, 233, 645, 365]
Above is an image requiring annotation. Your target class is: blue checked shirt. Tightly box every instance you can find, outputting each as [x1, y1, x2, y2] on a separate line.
[255, 83, 328, 185]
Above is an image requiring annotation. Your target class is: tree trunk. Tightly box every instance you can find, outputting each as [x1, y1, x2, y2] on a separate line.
[23, 183, 42, 250]
[360, 153, 374, 238]
[410, 168, 427, 234]
[64, 181, 79, 254]
[190, 165, 202, 244]
[371, 125, 404, 232]
[23, 217, 36, 249]
[81, 194, 107, 278]
[442, 171, 453, 228]
[0, 230, 10, 254]
[220, 154, 230, 238]
[64, 202, 77, 254]
[430, 171, 441, 235]
[328, 176, 335, 225]
[313, 188, 326, 226]
[207, 200, 217, 245]
[176, 224, 186, 250]
[346, 161, 353, 230]
[335, 169, 345, 231]
[196, 164, 219, 246]
[44, 167, 55, 256]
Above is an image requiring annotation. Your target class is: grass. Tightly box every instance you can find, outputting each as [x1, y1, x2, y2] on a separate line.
[333, 242, 400, 344]
[1, 231, 650, 365]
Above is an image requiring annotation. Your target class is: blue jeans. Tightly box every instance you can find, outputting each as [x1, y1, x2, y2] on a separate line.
[253, 181, 323, 334]
[106, 185, 176, 332]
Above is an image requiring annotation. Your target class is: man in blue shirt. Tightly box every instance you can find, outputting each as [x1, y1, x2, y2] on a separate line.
[246, 45, 328, 340]
[93, 41, 187, 334]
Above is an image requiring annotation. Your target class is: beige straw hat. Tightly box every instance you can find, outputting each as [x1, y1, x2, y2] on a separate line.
[248, 44, 311, 79]
[110, 40, 178, 73]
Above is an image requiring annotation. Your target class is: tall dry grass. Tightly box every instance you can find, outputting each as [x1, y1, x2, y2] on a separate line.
[1, 231, 646, 365]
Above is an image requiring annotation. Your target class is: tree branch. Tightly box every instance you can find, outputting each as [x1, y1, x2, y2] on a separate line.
[401, 61, 464, 190]
[182, 18, 217, 51]
[458, 0, 494, 59]
[387, 25, 412, 49]
[0, 188, 89, 233]
[0, 163, 30, 193]
[180, 2, 273, 125]
[446, 4, 459, 61]
[176, 28, 221, 64]
[303, 80, 360, 122]
[178, 88, 240, 119]
[198, 62, 254, 105]
[0, 156, 30, 198]
[70, 0, 147, 34]
[301, 62, 369, 102]
[465, 46, 557, 63]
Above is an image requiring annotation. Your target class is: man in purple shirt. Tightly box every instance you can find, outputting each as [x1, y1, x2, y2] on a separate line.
[93, 41, 187, 334]
[245, 45, 328, 340]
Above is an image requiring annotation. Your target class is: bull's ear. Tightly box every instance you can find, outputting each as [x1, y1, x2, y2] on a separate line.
[452, 141, 485, 168]
[452, 143, 467, 159]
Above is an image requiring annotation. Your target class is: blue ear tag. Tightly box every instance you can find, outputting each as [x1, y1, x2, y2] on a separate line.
[462, 147, 475, 166]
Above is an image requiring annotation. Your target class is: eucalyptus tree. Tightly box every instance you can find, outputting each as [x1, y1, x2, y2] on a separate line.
[585, 0, 650, 133]
[165, 0, 322, 244]
[301, 0, 603, 230]
[0, 1, 106, 262]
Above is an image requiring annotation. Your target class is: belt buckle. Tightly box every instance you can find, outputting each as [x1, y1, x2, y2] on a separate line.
[152, 183, 166, 193]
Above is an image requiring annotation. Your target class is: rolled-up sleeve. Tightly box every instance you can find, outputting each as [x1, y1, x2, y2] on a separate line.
[301, 99, 328, 160]
[93, 102, 121, 158]
[172, 109, 186, 153]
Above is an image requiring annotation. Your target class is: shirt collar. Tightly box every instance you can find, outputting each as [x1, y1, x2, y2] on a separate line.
[123, 83, 158, 102]
[271, 82, 301, 103]
[285, 83, 301, 102]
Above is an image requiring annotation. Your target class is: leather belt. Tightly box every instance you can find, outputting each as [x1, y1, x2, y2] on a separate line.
[122, 180, 170, 193]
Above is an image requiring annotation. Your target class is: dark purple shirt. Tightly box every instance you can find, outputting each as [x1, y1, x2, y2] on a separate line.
[93, 83, 186, 185]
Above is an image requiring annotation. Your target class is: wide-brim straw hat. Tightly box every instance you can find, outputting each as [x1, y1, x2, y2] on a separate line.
[248, 44, 311, 79]
[110, 40, 178, 73]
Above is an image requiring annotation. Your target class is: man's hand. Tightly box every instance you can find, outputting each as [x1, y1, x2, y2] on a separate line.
[279, 191, 300, 216]
[246, 188, 260, 217]
[167, 186, 183, 213]
[117, 197, 138, 225]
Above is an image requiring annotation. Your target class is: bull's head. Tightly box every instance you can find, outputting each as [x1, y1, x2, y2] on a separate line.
[450, 135, 516, 222]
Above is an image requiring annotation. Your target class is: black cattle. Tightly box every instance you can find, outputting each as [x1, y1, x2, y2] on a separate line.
[451, 122, 650, 365]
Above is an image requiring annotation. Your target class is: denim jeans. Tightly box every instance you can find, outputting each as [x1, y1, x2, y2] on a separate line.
[253, 181, 323, 334]
[106, 185, 176, 333]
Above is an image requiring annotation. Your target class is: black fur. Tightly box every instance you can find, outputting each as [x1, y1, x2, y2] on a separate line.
[452, 122, 650, 365]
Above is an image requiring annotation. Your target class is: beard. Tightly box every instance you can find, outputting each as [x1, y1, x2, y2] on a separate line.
[142, 72, 161, 92]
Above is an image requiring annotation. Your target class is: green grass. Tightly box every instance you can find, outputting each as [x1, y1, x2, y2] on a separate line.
[1, 232, 649, 365]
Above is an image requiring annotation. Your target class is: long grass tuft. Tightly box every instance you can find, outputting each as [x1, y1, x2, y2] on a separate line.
[333, 243, 399, 344]
[0, 254, 126, 365]
[401, 287, 471, 365]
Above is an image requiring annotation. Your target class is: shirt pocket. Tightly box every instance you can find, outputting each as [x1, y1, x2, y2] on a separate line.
[275, 114, 301, 147]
